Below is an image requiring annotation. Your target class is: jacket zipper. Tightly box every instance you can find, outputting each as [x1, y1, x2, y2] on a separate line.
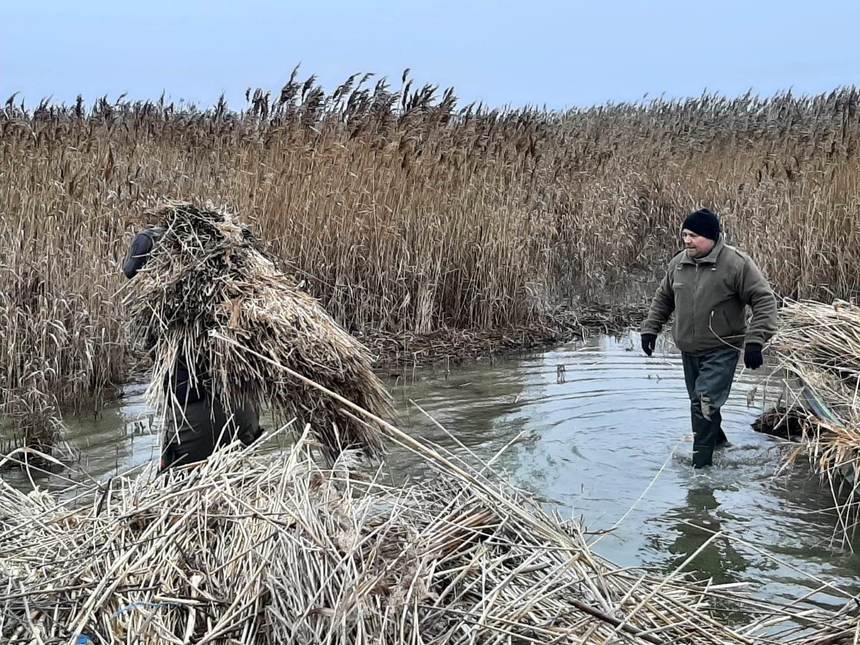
[693, 263, 699, 342]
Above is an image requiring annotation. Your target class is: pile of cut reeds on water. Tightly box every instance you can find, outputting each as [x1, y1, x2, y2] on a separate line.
[122, 202, 392, 459]
[770, 299, 860, 533]
[0, 425, 855, 645]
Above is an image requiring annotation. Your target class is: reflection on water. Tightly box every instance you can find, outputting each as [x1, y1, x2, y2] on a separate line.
[659, 486, 751, 585]
[3, 331, 859, 608]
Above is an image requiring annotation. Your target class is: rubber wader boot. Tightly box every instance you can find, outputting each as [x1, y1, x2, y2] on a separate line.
[682, 347, 740, 468]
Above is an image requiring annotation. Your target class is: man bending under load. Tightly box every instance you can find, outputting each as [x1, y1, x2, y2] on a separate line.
[123, 227, 261, 471]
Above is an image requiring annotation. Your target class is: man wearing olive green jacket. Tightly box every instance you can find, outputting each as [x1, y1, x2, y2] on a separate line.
[641, 209, 777, 468]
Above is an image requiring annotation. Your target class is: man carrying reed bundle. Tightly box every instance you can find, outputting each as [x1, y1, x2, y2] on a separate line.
[641, 209, 777, 468]
[123, 224, 262, 469]
[123, 202, 391, 468]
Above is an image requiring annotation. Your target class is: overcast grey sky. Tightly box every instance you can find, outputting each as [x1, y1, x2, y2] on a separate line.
[3, 1, 859, 110]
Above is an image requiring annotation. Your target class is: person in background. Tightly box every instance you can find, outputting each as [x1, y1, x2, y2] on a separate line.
[640, 209, 777, 468]
[123, 227, 261, 470]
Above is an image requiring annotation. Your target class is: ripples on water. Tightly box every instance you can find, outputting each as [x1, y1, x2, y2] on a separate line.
[388, 332, 860, 606]
[7, 331, 860, 606]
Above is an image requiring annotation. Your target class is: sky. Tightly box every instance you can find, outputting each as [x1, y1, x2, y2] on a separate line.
[3, 1, 860, 112]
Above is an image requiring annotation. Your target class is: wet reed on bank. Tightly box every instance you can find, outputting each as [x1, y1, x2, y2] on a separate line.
[2, 74, 860, 417]
[770, 299, 860, 538]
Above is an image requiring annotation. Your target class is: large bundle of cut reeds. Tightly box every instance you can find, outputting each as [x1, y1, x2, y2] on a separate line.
[771, 299, 860, 534]
[0, 429, 852, 644]
[123, 202, 392, 459]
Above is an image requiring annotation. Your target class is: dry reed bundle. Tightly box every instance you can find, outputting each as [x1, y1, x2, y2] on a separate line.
[771, 299, 860, 533]
[122, 202, 391, 459]
[0, 428, 852, 644]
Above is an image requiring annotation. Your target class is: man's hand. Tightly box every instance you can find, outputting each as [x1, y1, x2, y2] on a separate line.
[641, 333, 657, 357]
[744, 343, 763, 369]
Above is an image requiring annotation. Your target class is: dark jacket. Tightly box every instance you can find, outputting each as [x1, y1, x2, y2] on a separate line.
[122, 227, 164, 279]
[641, 236, 778, 354]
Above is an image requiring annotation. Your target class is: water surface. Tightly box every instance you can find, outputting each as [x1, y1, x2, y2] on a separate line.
[385, 332, 860, 608]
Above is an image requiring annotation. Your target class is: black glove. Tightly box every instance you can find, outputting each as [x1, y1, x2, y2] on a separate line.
[641, 333, 657, 357]
[744, 343, 763, 369]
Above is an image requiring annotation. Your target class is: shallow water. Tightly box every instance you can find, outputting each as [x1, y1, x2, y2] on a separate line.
[6, 331, 859, 608]
[385, 332, 860, 609]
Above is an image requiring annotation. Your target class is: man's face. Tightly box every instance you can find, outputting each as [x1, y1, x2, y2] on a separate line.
[681, 229, 716, 258]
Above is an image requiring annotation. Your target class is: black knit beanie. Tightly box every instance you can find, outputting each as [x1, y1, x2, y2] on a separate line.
[682, 209, 721, 241]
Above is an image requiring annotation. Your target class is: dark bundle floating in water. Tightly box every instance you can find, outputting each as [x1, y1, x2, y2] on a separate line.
[124, 202, 391, 458]
[751, 406, 811, 441]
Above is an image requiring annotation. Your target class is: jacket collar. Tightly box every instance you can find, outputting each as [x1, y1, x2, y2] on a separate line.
[679, 234, 725, 266]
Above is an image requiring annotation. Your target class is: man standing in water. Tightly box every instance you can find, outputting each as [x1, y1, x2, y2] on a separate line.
[640, 209, 777, 468]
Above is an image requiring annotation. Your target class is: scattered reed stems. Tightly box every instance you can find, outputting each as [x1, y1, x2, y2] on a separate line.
[0, 418, 855, 644]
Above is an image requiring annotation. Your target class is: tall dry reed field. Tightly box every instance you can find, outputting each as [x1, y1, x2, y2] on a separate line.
[1, 72, 860, 418]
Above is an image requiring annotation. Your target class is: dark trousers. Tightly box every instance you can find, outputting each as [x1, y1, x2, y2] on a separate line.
[682, 347, 740, 468]
[161, 397, 261, 470]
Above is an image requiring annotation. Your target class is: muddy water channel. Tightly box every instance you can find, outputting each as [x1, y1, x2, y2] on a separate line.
[10, 331, 860, 607]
